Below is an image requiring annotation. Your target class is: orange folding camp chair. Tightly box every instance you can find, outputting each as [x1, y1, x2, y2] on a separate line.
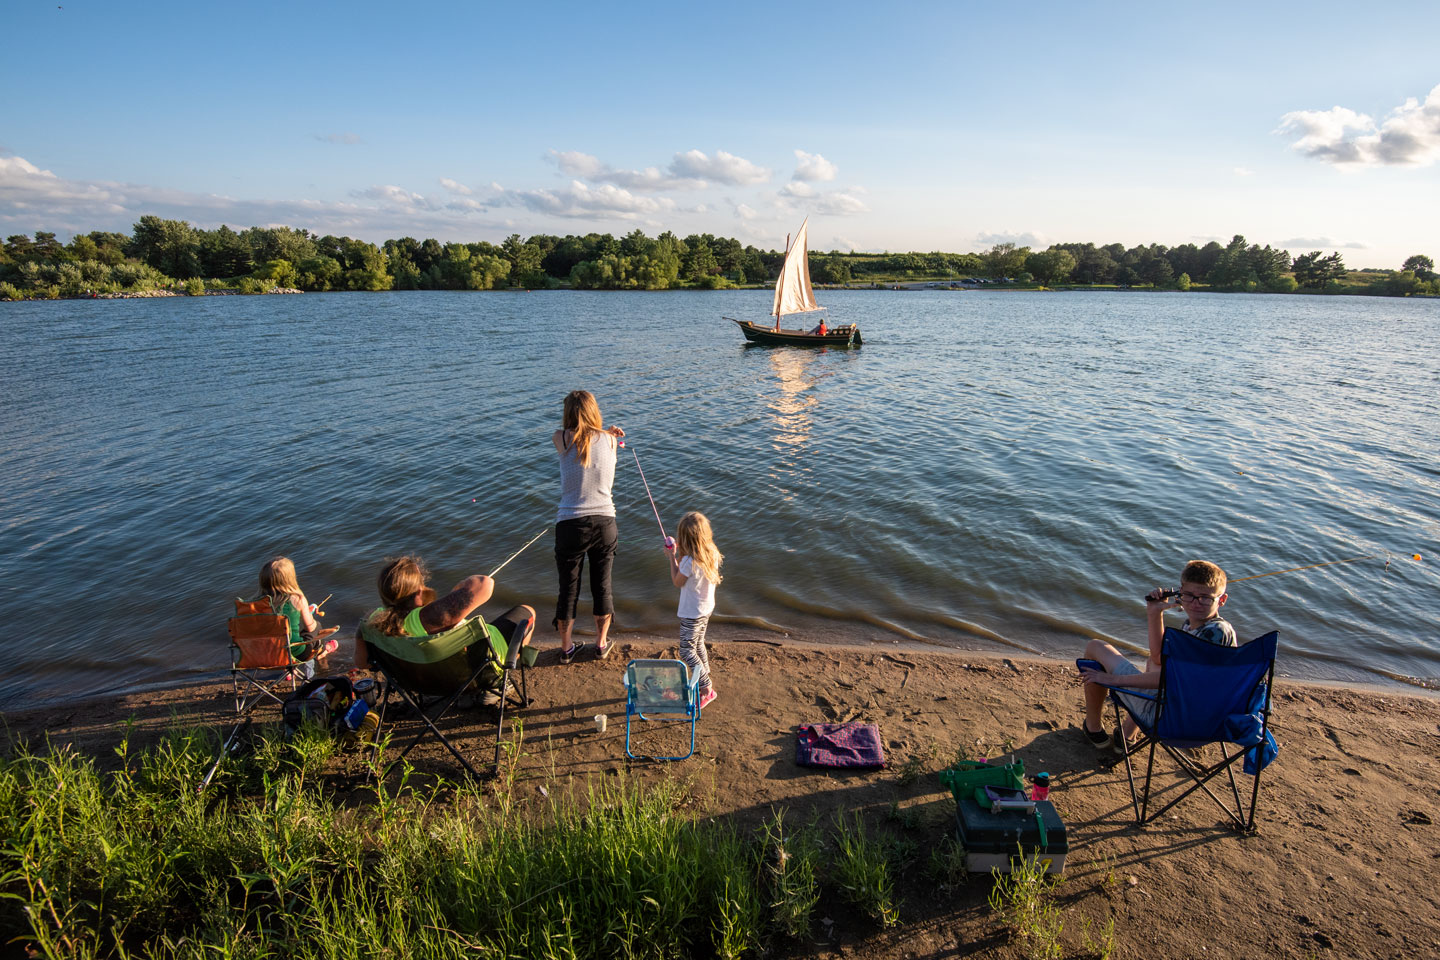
[199, 598, 317, 790]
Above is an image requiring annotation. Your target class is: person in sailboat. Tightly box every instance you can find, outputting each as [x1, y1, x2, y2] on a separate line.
[809, 319, 828, 336]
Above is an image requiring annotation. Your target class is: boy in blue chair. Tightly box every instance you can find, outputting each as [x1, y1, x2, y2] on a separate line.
[1078, 559, 1237, 755]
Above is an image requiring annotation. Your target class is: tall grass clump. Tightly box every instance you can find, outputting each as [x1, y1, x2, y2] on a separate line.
[0, 729, 775, 959]
[759, 809, 821, 938]
[987, 847, 1064, 960]
[830, 811, 899, 928]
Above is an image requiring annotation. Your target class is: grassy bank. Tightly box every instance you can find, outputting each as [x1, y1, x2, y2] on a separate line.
[0, 725, 957, 959]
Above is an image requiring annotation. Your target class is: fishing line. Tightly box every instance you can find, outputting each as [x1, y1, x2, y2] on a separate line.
[488, 526, 551, 579]
[622, 440, 673, 548]
[1228, 552, 1421, 584]
[1145, 551, 1422, 598]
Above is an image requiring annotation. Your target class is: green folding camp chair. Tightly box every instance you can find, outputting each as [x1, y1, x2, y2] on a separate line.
[361, 614, 531, 779]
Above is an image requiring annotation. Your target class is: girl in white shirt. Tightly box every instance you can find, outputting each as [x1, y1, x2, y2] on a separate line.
[664, 512, 723, 710]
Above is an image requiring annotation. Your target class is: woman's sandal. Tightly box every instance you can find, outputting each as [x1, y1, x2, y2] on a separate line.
[560, 640, 587, 665]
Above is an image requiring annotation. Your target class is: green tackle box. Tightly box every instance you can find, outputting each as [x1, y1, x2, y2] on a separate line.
[954, 792, 1068, 875]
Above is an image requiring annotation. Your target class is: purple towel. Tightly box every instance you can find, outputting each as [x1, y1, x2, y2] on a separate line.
[796, 722, 887, 768]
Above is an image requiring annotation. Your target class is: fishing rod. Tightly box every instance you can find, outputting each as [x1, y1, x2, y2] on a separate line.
[310, 594, 331, 617]
[1146, 551, 1422, 598]
[488, 526, 551, 579]
[621, 440, 674, 549]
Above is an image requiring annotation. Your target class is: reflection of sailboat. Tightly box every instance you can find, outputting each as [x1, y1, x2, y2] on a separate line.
[768, 350, 820, 450]
[725, 218, 862, 347]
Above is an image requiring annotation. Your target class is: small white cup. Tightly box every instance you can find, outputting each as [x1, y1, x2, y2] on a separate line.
[594, 713, 607, 734]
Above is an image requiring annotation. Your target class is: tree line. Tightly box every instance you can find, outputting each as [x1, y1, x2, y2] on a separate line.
[1, 215, 1435, 300]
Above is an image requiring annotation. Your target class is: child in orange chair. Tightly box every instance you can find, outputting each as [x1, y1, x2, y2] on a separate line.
[258, 556, 339, 679]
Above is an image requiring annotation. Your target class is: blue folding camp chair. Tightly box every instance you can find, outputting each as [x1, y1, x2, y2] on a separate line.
[1097, 627, 1280, 833]
[623, 659, 700, 761]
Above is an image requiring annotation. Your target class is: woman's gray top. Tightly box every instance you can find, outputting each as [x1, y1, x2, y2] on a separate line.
[556, 431, 617, 521]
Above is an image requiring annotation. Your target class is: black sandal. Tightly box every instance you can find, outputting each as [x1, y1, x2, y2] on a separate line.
[560, 640, 587, 664]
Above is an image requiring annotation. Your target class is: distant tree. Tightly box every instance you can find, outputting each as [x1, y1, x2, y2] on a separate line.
[620, 229, 651, 258]
[1176, 272, 1192, 291]
[1024, 248, 1076, 285]
[983, 242, 1030, 278]
[1292, 251, 1346, 288]
[297, 255, 343, 291]
[1138, 255, 1174, 286]
[502, 234, 544, 287]
[1401, 254, 1435, 281]
[130, 215, 202, 278]
[682, 237, 718, 284]
[241, 225, 317, 267]
[811, 256, 851, 284]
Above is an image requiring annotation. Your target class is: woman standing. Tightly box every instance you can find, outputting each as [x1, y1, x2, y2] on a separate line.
[553, 390, 625, 662]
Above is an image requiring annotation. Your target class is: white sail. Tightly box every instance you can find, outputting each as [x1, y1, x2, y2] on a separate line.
[771, 218, 822, 319]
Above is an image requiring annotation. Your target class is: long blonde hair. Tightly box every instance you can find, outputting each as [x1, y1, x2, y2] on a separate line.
[563, 390, 606, 466]
[675, 512, 723, 585]
[371, 555, 429, 637]
[259, 556, 302, 605]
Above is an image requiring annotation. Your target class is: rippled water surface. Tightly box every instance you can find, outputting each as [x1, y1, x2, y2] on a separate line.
[2, 290, 1438, 707]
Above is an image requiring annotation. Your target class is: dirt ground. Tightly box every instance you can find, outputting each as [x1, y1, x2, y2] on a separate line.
[4, 626, 1438, 960]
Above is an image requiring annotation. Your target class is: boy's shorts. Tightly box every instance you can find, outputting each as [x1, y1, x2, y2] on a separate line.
[1107, 658, 1158, 730]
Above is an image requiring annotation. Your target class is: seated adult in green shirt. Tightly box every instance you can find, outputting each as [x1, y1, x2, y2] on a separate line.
[354, 555, 535, 684]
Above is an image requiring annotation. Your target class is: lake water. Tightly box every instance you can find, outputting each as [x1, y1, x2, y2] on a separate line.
[2, 289, 1437, 708]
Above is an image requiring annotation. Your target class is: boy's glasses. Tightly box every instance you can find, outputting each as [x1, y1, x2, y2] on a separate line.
[1179, 591, 1220, 604]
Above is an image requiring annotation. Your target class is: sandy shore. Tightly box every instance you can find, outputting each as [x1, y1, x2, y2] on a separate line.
[4, 626, 1438, 959]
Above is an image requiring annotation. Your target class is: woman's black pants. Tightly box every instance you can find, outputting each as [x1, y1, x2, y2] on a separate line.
[553, 516, 617, 626]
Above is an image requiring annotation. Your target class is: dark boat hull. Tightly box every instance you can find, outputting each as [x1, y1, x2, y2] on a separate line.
[727, 318, 862, 347]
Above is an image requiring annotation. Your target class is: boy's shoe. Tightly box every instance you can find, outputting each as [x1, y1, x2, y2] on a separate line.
[1110, 729, 1138, 756]
[559, 641, 587, 665]
[698, 688, 718, 710]
[1082, 721, 1110, 749]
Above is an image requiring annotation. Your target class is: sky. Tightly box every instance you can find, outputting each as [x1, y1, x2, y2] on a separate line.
[2, 0, 1438, 268]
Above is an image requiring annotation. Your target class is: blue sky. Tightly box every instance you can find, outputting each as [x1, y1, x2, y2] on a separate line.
[3, 0, 1438, 267]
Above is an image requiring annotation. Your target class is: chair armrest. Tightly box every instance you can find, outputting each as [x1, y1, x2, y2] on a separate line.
[503, 616, 531, 669]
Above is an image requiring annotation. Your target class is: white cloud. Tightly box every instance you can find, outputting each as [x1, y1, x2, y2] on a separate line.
[439, 178, 473, 196]
[776, 181, 868, 217]
[1277, 84, 1440, 167]
[357, 185, 430, 206]
[1233, 166, 1255, 177]
[0, 151, 510, 240]
[975, 230, 1045, 248]
[316, 133, 363, 145]
[506, 180, 675, 219]
[792, 150, 838, 182]
[668, 149, 770, 185]
[546, 150, 706, 191]
[1278, 236, 1368, 250]
[735, 203, 757, 220]
[830, 235, 859, 252]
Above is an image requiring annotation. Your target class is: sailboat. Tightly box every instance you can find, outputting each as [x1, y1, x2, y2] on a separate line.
[725, 218, 862, 347]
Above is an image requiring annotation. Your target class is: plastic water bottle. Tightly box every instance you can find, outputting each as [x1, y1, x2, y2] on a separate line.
[1032, 772, 1051, 801]
[342, 699, 369, 732]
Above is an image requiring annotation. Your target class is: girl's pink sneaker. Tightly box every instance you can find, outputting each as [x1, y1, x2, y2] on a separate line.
[698, 688, 718, 710]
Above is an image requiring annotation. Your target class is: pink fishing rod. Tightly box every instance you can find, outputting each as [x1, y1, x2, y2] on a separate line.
[622, 440, 674, 549]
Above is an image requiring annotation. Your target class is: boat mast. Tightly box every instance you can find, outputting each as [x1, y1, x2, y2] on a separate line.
[776, 232, 790, 330]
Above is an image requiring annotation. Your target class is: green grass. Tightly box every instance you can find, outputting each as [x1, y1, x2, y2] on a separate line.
[2, 726, 929, 957]
[987, 846, 1064, 960]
